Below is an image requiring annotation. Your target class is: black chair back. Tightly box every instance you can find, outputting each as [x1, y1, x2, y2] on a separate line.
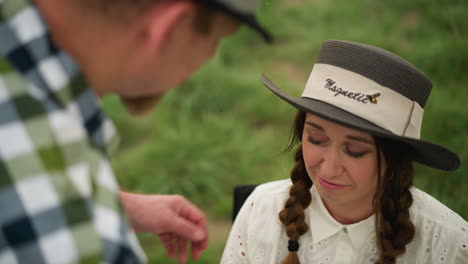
[232, 184, 258, 222]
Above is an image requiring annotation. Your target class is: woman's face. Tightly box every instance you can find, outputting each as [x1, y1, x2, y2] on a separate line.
[302, 114, 382, 214]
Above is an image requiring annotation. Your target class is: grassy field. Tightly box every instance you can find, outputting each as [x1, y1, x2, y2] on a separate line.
[101, 0, 468, 262]
[100, 0, 468, 262]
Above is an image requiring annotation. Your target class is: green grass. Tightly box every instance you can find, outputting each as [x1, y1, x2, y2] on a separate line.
[101, 0, 467, 262]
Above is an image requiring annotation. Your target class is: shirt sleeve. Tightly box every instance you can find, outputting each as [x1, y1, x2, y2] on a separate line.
[220, 186, 261, 264]
[455, 228, 468, 264]
[0, 74, 144, 262]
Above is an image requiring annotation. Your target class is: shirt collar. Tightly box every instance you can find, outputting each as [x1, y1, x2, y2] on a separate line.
[307, 185, 375, 249]
[0, 0, 120, 156]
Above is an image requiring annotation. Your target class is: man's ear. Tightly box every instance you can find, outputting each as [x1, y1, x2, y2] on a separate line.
[139, 0, 197, 52]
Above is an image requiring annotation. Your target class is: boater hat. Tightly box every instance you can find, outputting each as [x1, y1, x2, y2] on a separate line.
[199, 0, 272, 43]
[261, 40, 460, 171]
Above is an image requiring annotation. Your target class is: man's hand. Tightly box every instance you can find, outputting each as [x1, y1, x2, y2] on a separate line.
[119, 192, 208, 263]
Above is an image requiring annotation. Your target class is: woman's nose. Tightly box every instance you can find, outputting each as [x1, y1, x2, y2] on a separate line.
[318, 150, 344, 178]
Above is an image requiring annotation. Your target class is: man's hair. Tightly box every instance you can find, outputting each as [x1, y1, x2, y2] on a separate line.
[82, 0, 218, 34]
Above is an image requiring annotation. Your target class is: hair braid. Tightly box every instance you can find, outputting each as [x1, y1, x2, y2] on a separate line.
[374, 139, 415, 263]
[279, 111, 312, 264]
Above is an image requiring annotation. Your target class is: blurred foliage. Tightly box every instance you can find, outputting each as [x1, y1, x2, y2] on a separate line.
[99, 0, 468, 262]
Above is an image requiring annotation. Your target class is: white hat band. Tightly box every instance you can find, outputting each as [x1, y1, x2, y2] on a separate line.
[302, 63, 424, 139]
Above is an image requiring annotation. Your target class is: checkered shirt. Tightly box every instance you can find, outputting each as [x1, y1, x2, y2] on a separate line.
[0, 0, 147, 263]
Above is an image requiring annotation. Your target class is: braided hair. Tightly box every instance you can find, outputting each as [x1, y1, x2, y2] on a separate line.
[278, 111, 415, 264]
[278, 111, 311, 264]
[373, 137, 415, 263]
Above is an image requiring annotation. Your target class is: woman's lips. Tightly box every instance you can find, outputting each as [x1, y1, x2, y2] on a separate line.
[318, 177, 348, 190]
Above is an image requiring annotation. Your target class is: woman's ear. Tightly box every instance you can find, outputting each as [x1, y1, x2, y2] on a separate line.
[138, 0, 198, 54]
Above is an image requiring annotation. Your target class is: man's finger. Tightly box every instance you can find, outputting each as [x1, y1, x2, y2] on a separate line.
[191, 239, 208, 260]
[176, 197, 206, 228]
[159, 233, 176, 258]
[166, 216, 207, 242]
[176, 238, 187, 264]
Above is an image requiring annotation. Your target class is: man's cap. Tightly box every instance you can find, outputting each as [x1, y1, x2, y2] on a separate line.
[261, 39, 460, 171]
[198, 0, 273, 43]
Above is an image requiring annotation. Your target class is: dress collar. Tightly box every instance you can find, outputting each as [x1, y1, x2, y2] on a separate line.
[307, 185, 375, 248]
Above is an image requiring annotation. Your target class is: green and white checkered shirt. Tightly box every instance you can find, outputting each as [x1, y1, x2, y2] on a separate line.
[0, 0, 146, 263]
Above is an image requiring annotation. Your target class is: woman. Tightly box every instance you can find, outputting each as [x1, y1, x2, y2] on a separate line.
[221, 40, 467, 264]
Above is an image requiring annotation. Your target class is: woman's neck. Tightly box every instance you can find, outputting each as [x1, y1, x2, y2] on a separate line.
[322, 198, 374, 225]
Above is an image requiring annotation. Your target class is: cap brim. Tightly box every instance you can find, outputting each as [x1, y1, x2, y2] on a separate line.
[200, 0, 273, 43]
[260, 74, 460, 171]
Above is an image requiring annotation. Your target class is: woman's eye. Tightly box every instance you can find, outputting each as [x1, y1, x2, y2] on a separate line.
[345, 145, 368, 158]
[307, 137, 323, 145]
[346, 150, 366, 158]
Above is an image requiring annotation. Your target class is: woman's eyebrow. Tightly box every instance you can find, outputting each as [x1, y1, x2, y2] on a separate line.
[305, 121, 324, 131]
[305, 121, 374, 145]
[346, 135, 375, 145]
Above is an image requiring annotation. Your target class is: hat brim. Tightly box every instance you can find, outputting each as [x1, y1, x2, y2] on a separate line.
[260, 74, 460, 171]
[199, 0, 273, 43]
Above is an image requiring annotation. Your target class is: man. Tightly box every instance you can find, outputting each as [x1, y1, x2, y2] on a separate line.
[0, 0, 271, 263]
